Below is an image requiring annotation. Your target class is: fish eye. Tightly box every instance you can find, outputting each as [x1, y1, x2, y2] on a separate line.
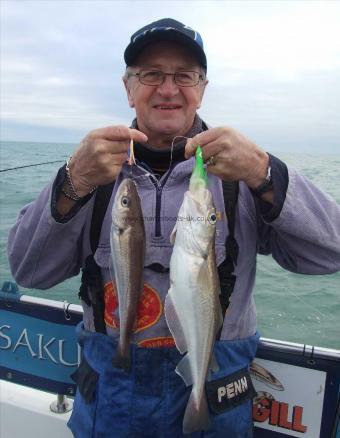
[121, 196, 130, 207]
[208, 212, 217, 224]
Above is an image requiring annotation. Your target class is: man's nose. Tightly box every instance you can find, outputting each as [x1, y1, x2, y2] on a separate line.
[156, 74, 179, 96]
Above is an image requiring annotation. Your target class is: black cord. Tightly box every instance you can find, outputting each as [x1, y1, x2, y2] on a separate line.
[0, 160, 65, 173]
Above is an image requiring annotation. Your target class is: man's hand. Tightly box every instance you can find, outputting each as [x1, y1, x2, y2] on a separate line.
[185, 127, 272, 199]
[69, 126, 148, 196]
[57, 125, 147, 216]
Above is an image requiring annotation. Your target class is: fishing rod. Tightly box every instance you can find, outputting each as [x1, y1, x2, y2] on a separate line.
[0, 160, 65, 173]
[0, 136, 186, 174]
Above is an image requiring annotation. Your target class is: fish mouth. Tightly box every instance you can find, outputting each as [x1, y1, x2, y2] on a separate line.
[189, 184, 212, 207]
[183, 199, 214, 257]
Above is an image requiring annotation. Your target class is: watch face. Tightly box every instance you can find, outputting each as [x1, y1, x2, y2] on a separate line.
[258, 180, 273, 195]
[250, 168, 273, 197]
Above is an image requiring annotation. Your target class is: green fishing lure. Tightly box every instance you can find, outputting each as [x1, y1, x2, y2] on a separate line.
[190, 145, 208, 190]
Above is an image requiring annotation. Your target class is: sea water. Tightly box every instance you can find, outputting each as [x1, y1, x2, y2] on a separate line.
[0, 141, 339, 349]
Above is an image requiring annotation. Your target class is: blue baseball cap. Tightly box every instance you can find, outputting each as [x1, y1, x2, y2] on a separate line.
[124, 18, 207, 72]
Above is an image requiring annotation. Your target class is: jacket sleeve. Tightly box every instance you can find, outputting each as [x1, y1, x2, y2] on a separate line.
[7, 176, 95, 290]
[257, 167, 340, 274]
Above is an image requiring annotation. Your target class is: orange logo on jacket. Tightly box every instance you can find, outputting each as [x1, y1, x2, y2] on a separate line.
[104, 281, 162, 332]
[138, 337, 176, 348]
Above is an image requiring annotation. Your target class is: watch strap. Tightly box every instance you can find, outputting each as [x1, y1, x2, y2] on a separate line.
[250, 165, 273, 197]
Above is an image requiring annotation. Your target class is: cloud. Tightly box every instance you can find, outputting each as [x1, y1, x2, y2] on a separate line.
[203, 2, 340, 80]
[1, 0, 340, 152]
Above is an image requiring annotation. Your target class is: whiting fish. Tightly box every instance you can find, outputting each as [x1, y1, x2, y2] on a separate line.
[110, 178, 146, 371]
[165, 147, 223, 434]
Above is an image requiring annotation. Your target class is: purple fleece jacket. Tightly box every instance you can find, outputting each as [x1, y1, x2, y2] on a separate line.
[7, 155, 340, 342]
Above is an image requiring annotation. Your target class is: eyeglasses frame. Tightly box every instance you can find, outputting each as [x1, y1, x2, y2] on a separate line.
[128, 69, 205, 87]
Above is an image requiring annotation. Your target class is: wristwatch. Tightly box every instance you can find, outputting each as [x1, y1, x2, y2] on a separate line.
[250, 165, 273, 197]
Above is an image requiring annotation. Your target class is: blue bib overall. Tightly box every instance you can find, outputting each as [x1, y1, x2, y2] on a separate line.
[68, 323, 258, 438]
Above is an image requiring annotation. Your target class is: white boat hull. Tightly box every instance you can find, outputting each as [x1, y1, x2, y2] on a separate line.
[1, 380, 72, 438]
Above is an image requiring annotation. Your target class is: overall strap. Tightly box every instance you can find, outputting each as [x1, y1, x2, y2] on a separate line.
[78, 182, 115, 334]
[218, 180, 239, 316]
[90, 182, 116, 253]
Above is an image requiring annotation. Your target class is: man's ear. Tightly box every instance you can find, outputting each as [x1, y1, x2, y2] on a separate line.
[123, 77, 135, 108]
[197, 78, 208, 109]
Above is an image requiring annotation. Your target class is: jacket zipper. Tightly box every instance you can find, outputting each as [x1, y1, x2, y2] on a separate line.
[150, 170, 173, 237]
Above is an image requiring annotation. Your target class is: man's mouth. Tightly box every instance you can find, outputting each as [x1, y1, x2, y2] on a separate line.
[153, 104, 182, 110]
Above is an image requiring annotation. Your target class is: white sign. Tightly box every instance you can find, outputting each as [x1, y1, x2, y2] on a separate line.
[251, 359, 326, 437]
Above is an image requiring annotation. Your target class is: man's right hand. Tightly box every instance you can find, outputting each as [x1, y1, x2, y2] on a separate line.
[69, 126, 148, 196]
[57, 125, 147, 216]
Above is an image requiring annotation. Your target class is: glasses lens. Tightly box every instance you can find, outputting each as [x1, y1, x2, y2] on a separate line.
[138, 70, 201, 86]
[139, 70, 163, 85]
[175, 71, 199, 86]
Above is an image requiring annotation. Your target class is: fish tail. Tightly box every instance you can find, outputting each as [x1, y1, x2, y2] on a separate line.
[112, 342, 131, 372]
[183, 390, 210, 434]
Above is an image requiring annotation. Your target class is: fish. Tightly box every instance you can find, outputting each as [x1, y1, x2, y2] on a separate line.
[165, 146, 223, 434]
[110, 178, 146, 371]
[250, 361, 284, 391]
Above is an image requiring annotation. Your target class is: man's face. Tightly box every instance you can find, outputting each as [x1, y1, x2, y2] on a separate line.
[124, 41, 207, 148]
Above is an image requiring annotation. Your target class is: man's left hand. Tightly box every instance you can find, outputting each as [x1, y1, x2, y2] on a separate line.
[185, 127, 270, 190]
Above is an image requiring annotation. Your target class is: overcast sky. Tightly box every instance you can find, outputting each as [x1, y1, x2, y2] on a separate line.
[1, 0, 340, 153]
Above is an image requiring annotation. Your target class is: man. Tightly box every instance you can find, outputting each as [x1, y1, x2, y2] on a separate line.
[7, 18, 340, 438]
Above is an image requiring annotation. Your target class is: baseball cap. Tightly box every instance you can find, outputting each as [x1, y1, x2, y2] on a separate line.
[124, 18, 207, 71]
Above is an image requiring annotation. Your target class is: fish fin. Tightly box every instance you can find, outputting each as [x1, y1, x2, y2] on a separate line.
[169, 223, 177, 245]
[183, 391, 210, 434]
[109, 255, 115, 288]
[217, 308, 224, 329]
[175, 354, 193, 387]
[210, 352, 219, 375]
[207, 353, 219, 381]
[164, 293, 187, 354]
[112, 343, 131, 373]
[216, 294, 224, 324]
[215, 307, 224, 340]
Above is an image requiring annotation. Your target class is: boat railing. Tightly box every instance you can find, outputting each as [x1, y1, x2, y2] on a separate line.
[1, 283, 339, 437]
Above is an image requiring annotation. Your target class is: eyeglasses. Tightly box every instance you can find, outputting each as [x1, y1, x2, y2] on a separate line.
[129, 69, 205, 87]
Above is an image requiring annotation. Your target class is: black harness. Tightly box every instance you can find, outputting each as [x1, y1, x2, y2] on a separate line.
[78, 182, 115, 334]
[79, 179, 239, 333]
